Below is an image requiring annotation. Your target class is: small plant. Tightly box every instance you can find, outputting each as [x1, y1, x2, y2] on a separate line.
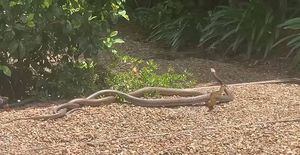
[107, 55, 196, 93]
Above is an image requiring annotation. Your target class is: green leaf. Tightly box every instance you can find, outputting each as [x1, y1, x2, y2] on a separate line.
[112, 49, 118, 54]
[232, 35, 245, 51]
[221, 29, 236, 41]
[118, 10, 129, 20]
[64, 20, 73, 33]
[287, 44, 300, 58]
[291, 51, 300, 67]
[287, 35, 300, 47]
[27, 13, 35, 21]
[110, 31, 118, 37]
[88, 16, 97, 21]
[279, 18, 300, 29]
[19, 42, 26, 58]
[9, 1, 21, 7]
[27, 21, 35, 28]
[272, 34, 300, 48]
[27, 13, 35, 28]
[0, 65, 12, 77]
[42, 0, 53, 8]
[263, 39, 274, 58]
[113, 38, 125, 44]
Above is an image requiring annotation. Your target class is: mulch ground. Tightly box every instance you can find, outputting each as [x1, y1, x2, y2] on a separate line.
[1, 84, 299, 154]
[0, 22, 299, 154]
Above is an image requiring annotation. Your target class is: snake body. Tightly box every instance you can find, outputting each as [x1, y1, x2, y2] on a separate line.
[52, 68, 233, 113]
[51, 87, 207, 113]
[6, 68, 299, 123]
[87, 89, 231, 107]
[5, 68, 232, 123]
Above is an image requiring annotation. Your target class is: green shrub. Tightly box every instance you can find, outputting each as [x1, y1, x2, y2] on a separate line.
[132, 0, 207, 49]
[31, 60, 110, 99]
[107, 55, 196, 93]
[148, 14, 203, 50]
[199, 1, 280, 59]
[0, 0, 127, 98]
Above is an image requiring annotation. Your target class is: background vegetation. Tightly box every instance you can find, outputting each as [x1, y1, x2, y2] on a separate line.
[129, 0, 300, 65]
[0, 0, 127, 99]
[0, 0, 299, 101]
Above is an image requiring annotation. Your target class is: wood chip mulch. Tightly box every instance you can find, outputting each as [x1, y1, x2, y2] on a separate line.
[1, 83, 299, 154]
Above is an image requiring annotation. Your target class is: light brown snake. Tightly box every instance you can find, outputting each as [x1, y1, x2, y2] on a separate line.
[5, 68, 299, 123]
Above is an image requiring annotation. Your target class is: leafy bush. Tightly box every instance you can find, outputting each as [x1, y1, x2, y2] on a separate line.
[128, 0, 300, 72]
[199, 1, 280, 59]
[133, 0, 182, 30]
[107, 55, 196, 93]
[149, 14, 203, 50]
[32, 60, 110, 99]
[132, 0, 207, 49]
[0, 0, 127, 98]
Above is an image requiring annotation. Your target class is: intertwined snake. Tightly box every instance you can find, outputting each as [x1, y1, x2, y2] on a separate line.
[5, 68, 234, 123]
[7, 68, 300, 123]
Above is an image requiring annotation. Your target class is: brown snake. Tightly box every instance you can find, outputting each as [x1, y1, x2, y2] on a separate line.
[5, 68, 299, 123]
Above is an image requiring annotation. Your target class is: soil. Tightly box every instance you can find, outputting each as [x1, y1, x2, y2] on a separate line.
[0, 22, 299, 154]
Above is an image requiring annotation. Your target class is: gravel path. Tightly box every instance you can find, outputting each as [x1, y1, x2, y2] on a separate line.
[1, 83, 299, 154]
